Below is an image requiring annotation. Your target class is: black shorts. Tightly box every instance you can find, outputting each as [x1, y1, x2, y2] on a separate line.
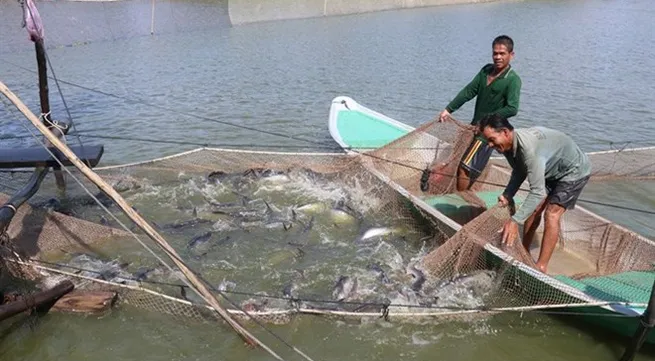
[546, 175, 590, 210]
[459, 136, 494, 178]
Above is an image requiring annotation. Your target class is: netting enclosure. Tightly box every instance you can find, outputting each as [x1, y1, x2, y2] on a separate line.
[1, 118, 655, 325]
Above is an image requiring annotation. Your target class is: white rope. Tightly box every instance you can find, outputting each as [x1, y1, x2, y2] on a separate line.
[39, 111, 68, 144]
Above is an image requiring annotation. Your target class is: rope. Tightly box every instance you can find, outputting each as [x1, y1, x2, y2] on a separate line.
[0, 59, 335, 148]
[575, 200, 655, 216]
[69, 133, 342, 151]
[3, 131, 655, 154]
[2, 121, 653, 217]
[1, 57, 654, 156]
[11, 258, 647, 320]
[41, 45, 93, 168]
[39, 111, 68, 143]
[1, 137, 654, 216]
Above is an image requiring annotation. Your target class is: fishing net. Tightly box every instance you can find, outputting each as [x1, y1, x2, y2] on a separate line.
[1, 115, 655, 327]
[363, 117, 655, 309]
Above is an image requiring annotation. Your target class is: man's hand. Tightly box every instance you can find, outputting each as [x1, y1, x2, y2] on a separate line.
[438, 109, 451, 123]
[501, 220, 519, 247]
[498, 194, 516, 215]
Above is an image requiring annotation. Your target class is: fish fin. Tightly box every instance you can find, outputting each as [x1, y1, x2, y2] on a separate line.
[303, 216, 315, 233]
[294, 247, 305, 258]
[192, 207, 198, 218]
[195, 250, 209, 260]
[229, 190, 251, 206]
[263, 200, 274, 216]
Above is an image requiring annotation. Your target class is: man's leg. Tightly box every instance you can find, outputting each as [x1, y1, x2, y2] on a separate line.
[536, 175, 590, 273]
[522, 198, 548, 252]
[535, 204, 566, 273]
[456, 166, 470, 192]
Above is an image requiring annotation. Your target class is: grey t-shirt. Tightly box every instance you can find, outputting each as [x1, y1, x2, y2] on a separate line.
[503, 127, 591, 224]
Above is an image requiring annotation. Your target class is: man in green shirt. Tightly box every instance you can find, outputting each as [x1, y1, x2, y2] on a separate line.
[435, 35, 522, 192]
[478, 114, 591, 274]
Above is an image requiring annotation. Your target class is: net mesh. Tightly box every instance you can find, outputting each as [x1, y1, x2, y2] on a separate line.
[1, 118, 655, 325]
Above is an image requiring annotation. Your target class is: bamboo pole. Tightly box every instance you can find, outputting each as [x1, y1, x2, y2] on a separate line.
[0, 80, 283, 359]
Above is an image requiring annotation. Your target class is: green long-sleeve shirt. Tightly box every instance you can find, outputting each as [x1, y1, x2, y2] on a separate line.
[502, 127, 592, 225]
[446, 64, 522, 125]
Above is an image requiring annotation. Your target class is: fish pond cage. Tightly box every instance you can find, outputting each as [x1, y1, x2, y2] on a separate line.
[1, 117, 655, 329]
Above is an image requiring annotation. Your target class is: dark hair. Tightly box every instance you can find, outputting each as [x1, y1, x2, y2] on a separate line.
[478, 113, 514, 133]
[493, 35, 514, 53]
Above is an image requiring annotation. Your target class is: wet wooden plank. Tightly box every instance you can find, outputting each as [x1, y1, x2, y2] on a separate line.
[52, 290, 117, 314]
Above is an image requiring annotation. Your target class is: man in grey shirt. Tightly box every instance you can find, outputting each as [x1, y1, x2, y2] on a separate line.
[478, 114, 591, 273]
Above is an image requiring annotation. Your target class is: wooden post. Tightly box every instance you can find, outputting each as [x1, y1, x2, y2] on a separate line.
[150, 0, 156, 35]
[34, 39, 67, 198]
[34, 40, 50, 119]
[0, 81, 284, 360]
[0, 280, 74, 322]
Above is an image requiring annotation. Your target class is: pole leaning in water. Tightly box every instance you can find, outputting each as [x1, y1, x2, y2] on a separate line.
[0, 80, 286, 360]
[619, 277, 655, 361]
